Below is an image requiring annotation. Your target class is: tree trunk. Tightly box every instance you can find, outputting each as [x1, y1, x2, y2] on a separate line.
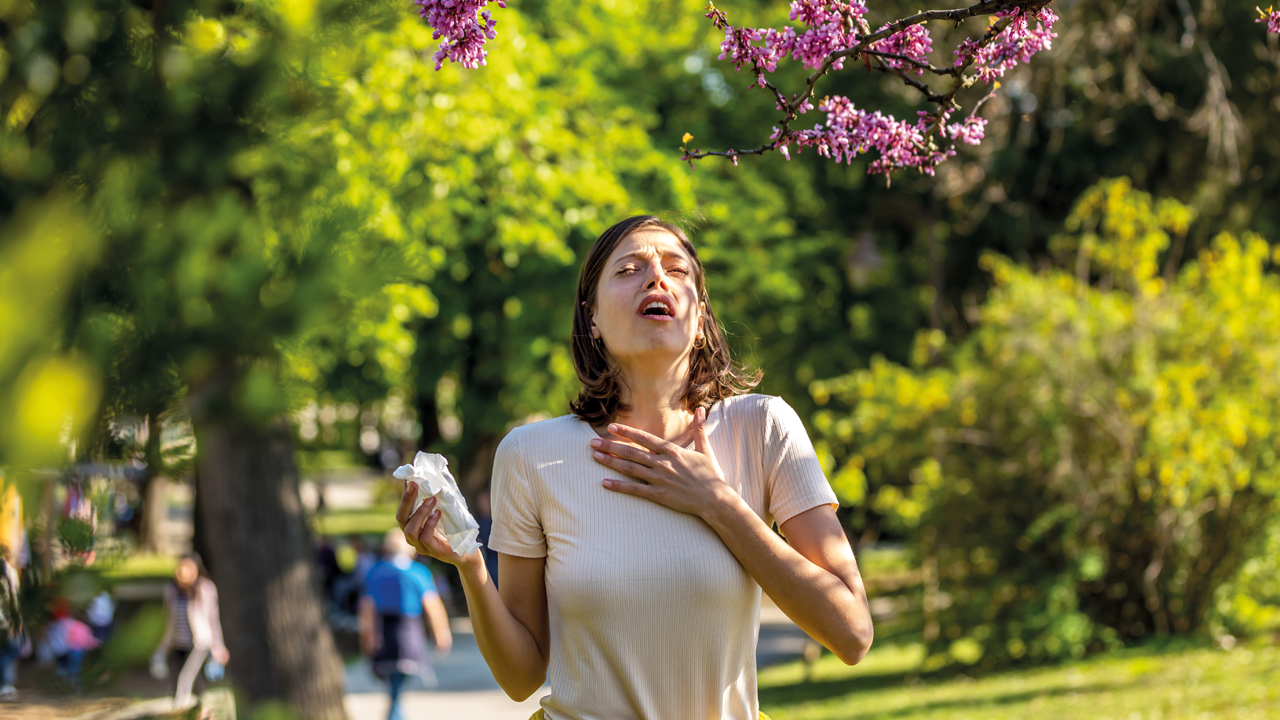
[138, 410, 165, 553]
[191, 374, 347, 720]
[140, 475, 167, 554]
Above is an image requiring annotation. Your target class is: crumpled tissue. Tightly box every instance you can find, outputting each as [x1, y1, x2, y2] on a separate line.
[393, 451, 482, 556]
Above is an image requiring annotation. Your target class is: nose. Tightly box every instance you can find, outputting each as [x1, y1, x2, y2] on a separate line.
[643, 259, 671, 291]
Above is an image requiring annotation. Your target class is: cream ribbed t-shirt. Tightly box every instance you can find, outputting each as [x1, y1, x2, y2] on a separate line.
[488, 394, 838, 720]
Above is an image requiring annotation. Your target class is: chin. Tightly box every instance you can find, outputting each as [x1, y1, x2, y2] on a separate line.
[613, 335, 692, 362]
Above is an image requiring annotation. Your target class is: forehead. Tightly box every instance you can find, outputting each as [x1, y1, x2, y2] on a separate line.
[605, 228, 691, 265]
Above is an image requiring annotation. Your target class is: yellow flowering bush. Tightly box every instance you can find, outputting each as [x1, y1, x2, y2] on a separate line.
[812, 180, 1280, 668]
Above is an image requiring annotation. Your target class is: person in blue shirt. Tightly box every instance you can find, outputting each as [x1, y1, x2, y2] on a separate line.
[359, 530, 453, 720]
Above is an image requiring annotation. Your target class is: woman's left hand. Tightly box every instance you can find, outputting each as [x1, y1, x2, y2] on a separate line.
[591, 406, 732, 517]
[212, 647, 230, 665]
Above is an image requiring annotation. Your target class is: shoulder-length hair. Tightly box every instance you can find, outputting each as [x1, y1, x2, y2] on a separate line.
[569, 216, 762, 426]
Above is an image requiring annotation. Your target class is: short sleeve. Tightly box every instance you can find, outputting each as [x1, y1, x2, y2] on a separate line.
[487, 429, 547, 558]
[761, 396, 838, 529]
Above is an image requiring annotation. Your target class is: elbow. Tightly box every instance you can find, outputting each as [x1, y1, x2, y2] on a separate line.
[498, 671, 546, 702]
[833, 621, 874, 666]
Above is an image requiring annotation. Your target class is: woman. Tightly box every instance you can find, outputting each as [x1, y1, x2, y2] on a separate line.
[358, 530, 453, 720]
[152, 553, 229, 708]
[398, 216, 873, 719]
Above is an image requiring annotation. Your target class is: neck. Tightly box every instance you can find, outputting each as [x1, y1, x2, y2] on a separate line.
[610, 353, 694, 442]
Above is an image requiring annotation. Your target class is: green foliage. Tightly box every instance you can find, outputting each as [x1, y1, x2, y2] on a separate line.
[319, 7, 695, 463]
[99, 602, 167, 670]
[811, 180, 1280, 668]
[1213, 513, 1280, 639]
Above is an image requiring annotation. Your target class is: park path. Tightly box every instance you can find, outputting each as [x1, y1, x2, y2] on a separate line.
[343, 606, 812, 720]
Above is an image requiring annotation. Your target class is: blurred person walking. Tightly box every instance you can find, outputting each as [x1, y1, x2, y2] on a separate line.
[151, 553, 229, 708]
[0, 547, 21, 701]
[337, 534, 377, 615]
[85, 590, 115, 646]
[359, 530, 452, 720]
[45, 600, 99, 693]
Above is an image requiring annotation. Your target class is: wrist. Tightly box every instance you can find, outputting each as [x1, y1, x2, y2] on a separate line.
[702, 482, 750, 528]
[456, 550, 489, 586]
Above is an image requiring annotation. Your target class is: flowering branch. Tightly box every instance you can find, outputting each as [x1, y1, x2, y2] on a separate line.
[1261, 6, 1280, 35]
[681, 0, 1058, 178]
[414, 0, 507, 70]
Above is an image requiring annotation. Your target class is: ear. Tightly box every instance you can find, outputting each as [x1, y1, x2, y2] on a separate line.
[587, 302, 600, 339]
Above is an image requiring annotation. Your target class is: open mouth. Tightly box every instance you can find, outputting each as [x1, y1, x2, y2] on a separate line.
[636, 295, 676, 320]
[641, 301, 673, 317]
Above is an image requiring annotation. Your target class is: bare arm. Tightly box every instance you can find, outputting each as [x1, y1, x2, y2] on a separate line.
[420, 592, 453, 655]
[358, 595, 377, 656]
[398, 486, 549, 700]
[459, 552, 549, 699]
[593, 409, 873, 664]
[706, 501, 873, 664]
[203, 581, 230, 664]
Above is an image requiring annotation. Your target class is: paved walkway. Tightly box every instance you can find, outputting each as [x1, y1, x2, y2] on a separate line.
[344, 606, 813, 720]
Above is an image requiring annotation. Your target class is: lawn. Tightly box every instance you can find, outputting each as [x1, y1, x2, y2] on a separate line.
[100, 552, 178, 582]
[759, 641, 1280, 720]
[309, 503, 400, 537]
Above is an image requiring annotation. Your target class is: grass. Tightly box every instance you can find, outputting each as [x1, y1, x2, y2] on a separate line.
[309, 503, 400, 537]
[759, 641, 1280, 720]
[100, 552, 178, 582]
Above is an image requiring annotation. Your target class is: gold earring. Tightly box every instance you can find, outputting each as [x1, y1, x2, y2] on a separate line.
[693, 334, 707, 350]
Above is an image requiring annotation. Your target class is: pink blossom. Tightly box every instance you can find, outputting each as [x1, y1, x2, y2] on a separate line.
[783, 95, 952, 175]
[872, 23, 933, 76]
[960, 7, 1058, 83]
[946, 115, 988, 145]
[1259, 6, 1280, 35]
[713, 0, 867, 78]
[414, 0, 507, 70]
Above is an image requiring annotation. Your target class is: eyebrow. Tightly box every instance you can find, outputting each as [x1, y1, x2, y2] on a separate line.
[612, 249, 690, 266]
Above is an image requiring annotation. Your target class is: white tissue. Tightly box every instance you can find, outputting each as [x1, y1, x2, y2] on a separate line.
[393, 452, 482, 556]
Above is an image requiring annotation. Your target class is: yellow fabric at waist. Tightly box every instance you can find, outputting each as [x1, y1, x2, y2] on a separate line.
[527, 707, 773, 712]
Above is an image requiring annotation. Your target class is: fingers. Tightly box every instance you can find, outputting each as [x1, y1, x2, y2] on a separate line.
[693, 406, 711, 455]
[395, 482, 419, 527]
[407, 506, 443, 555]
[420, 505, 442, 545]
[402, 495, 438, 548]
[602, 477, 656, 499]
[590, 437, 657, 467]
[592, 449, 659, 483]
[606, 423, 674, 454]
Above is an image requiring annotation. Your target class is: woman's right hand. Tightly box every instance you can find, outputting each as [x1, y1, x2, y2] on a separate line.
[396, 484, 475, 567]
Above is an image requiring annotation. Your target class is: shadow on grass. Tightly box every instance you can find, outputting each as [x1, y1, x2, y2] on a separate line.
[761, 674, 1136, 719]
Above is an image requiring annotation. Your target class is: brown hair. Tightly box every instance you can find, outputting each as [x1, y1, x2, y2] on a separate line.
[569, 216, 762, 426]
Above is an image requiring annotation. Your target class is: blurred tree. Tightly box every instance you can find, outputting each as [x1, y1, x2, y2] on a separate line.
[810, 179, 1280, 669]
[0, 0, 412, 714]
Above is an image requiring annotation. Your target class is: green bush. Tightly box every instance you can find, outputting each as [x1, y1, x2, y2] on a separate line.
[812, 179, 1280, 669]
[1212, 513, 1280, 640]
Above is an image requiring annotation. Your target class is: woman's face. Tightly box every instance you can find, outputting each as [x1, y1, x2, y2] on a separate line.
[591, 228, 703, 368]
[175, 558, 198, 588]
